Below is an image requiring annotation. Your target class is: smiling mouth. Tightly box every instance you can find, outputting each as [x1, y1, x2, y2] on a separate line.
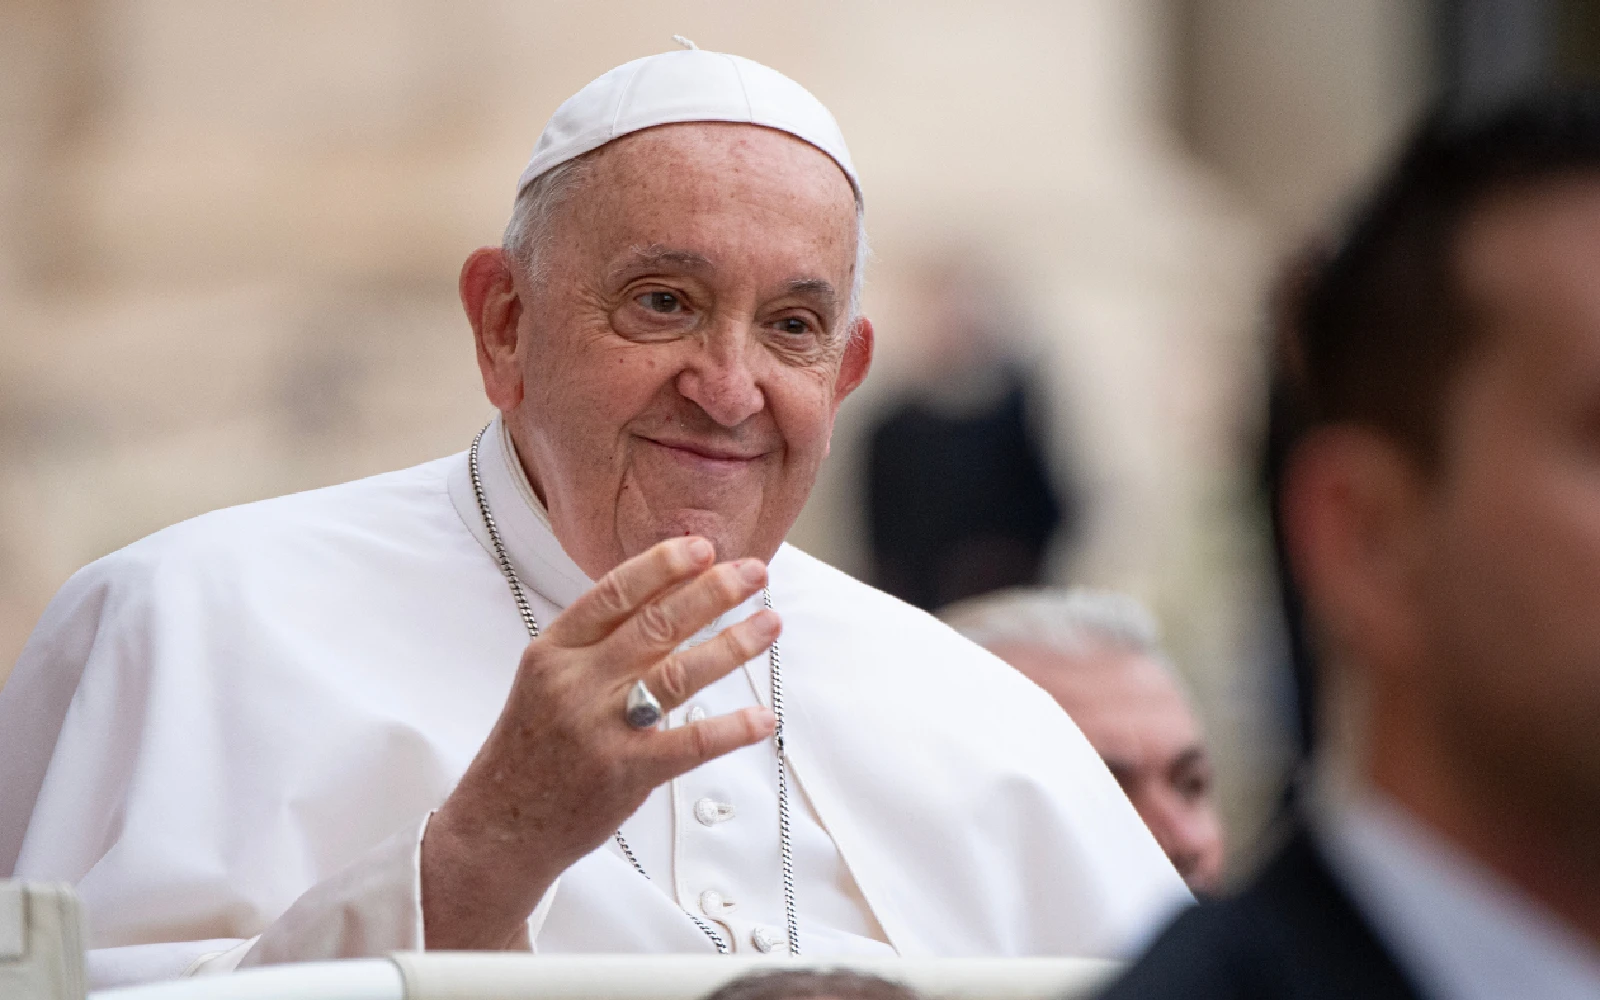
[639, 436, 767, 468]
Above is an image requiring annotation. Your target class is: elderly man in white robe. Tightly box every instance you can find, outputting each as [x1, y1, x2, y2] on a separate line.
[0, 44, 1188, 988]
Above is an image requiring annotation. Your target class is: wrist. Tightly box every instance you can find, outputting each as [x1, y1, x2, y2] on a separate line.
[420, 803, 560, 950]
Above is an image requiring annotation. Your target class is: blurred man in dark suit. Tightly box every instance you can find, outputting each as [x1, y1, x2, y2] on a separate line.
[1099, 91, 1600, 1000]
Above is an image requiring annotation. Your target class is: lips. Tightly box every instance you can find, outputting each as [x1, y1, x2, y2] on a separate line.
[639, 435, 768, 465]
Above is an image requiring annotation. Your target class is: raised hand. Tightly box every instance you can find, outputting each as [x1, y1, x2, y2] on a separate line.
[420, 535, 780, 949]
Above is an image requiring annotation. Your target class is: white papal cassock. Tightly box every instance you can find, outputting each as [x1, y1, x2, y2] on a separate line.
[0, 417, 1189, 988]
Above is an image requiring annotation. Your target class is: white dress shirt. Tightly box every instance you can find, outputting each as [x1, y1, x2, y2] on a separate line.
[1317, 788, 1600, 1000]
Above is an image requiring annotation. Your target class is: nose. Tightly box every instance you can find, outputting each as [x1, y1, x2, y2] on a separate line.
[674, 324, 765, 428]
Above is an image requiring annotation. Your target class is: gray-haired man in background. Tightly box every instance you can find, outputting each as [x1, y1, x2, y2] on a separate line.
[945, 589, 1226, 893]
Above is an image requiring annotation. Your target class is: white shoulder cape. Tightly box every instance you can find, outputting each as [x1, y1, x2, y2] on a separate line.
[0, 444, 1188, 986]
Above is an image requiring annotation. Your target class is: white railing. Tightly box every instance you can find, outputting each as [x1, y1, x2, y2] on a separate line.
[4, 881, 1119, 1000]
[95, 954, 1118, 1000]
[1, 882, 86, 1000]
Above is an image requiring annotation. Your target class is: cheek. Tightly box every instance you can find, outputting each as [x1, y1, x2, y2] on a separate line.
[530, 343, 673, 434]
[766, 371, 840, 457]
[1508, 457, 1600, 659]
[1428, 457, 1600, 766]
[1428, 444, 1600, 678]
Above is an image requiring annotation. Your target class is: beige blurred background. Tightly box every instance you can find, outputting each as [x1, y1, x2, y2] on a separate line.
[0, 0, 1429, 865]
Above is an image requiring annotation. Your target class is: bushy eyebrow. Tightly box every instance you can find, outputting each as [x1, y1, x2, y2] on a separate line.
[608, 244, 842, 317]
[607, 245, 714, 284]
[786, 278, 839, 316]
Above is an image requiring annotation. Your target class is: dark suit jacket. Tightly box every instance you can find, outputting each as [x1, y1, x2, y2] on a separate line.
[865, 369, 1067, 611]
[1095, 825, 1427, 1000]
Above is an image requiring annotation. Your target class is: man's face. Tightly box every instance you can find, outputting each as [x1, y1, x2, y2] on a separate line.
[988, 640, 1226, 893]
[1404, 180, 1600, 827]
[498, 123, 868, 577]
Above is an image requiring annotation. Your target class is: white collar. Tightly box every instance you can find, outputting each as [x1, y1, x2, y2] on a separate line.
[1313, 784, 1600, 1000]
[447, 413, 596, 611]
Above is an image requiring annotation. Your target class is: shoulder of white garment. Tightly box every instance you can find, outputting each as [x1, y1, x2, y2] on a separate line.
[764, 544, 1192, 958]
[767, 541, 1099, 770]
[0, 455, 471, 874]
[767, 542, 1063, 706]
[28, 455, 464, 605]
[122, 455, 463, 571]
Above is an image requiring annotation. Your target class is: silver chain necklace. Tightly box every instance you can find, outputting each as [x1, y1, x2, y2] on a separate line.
[468, 425, 800, 956]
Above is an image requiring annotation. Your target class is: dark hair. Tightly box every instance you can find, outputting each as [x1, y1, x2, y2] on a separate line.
[1267, 86, 1600, 761]
[1285, 86, 1600, 467]
[701, 970, 923, 1000]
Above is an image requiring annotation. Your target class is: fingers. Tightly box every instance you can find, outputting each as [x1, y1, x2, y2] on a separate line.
[642, 609, 782, 711]
[603, 557, 768, 670]
[545, 536, 716, 647]
[644, 707, 776, 784]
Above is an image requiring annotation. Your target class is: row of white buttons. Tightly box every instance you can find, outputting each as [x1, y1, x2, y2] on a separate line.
[686, 698, 780, 953]
[697, 893, 784, 952]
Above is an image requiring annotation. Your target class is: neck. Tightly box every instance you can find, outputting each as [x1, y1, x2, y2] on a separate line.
[498, 416, 618, 581]
[1368, 695, 1600, 948]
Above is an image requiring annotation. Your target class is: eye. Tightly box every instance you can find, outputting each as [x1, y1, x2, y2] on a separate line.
[1173, 768, 1211, 803]
[1104, 762, 1135, 792]
[637, 290, 684, 314]
[772, 316, 814, 338]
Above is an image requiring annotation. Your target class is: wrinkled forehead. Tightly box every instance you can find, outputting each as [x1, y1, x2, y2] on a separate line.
[590, 121, 858, 211]
[567, 123, 860, 281]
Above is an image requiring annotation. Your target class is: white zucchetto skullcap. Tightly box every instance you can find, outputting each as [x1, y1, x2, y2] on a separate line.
[516, 37, 859, 202]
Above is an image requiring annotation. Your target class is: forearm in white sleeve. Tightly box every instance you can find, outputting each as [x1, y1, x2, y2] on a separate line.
[233, 813, 436, 970]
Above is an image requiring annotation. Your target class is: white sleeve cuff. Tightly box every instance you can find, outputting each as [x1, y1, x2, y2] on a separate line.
[237, 812, 432, 967]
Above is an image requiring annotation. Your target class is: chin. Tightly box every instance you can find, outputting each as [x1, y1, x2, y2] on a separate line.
[644, 508, 779, 563]
[624, 510, 734, 558]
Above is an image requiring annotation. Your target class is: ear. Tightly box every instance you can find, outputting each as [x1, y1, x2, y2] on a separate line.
[831, 316, 875, 407]
[1281, 426, 1431, 678]
[461, 246, 525, 411]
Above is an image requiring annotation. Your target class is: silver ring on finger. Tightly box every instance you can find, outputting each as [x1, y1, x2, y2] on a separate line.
[624, 678, 664, 729]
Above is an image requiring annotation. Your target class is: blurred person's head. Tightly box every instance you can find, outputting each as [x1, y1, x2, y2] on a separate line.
[901, 254, 1020, 381]
[701, 969, 922, 1000]
[944, 588, 1225, 893]
[1275, 88, 1600, 938]
[461, 50, 873, 580]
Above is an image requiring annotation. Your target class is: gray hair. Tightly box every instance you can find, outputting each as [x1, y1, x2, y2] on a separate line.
[502, 149, 870, 322]
[942, 586, 1167, 663]
[702, 969, 921, 1000]
[502, 155, 598, 288]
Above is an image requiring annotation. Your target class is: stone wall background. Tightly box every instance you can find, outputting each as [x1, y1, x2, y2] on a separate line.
[0, 0, 1428, 866]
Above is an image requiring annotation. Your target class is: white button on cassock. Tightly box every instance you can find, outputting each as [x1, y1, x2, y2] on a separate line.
[751, 925, 783, 953]
[699, 889, 734, 916]
[694, 798, 736, 826]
